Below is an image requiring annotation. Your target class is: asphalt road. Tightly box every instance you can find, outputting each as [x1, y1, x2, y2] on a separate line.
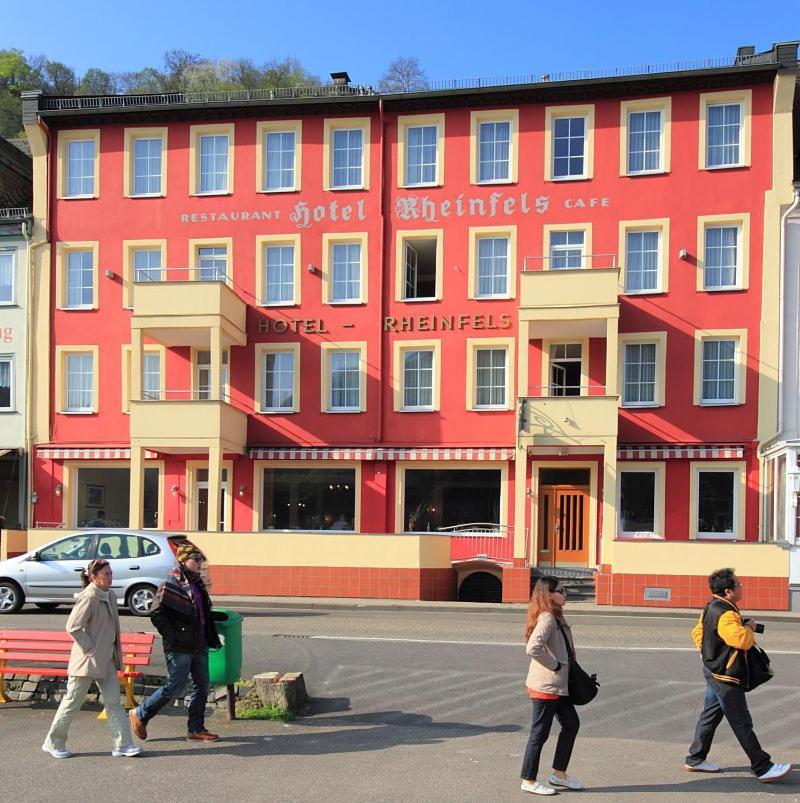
[2, 603, 800, 801]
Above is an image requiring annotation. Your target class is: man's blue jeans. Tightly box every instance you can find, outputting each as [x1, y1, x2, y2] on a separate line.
[136, 648, 210, 734]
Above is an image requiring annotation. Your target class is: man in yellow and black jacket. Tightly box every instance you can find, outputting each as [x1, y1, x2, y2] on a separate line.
[684, 568, 791, 783]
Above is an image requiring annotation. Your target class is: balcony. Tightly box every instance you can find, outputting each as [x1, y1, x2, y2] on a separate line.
[129, 392, 247, 454]
[131, 270, 246, 348]
[520, 256, 619, 320]
[518, 391, 619, 448]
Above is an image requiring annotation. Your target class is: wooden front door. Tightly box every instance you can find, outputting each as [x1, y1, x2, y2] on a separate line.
[537, 485, 590, 566]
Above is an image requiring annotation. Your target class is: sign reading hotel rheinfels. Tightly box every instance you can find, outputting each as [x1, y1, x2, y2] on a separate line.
[179, 191, 611, 228]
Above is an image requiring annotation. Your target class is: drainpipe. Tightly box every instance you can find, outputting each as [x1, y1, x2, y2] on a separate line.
[376, 97, 387, 446]
[777, 185, 800, 440]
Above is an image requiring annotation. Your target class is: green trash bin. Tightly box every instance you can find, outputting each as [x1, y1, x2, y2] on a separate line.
[209, 608, 243, 718]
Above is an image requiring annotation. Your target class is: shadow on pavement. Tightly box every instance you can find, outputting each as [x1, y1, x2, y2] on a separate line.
[587, 773, 800, 795]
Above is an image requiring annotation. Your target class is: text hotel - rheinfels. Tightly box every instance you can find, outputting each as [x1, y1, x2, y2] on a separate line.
[20, 42, 800, 608]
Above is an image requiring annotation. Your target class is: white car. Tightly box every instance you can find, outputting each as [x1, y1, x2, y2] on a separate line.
[0, 530, 186, 616]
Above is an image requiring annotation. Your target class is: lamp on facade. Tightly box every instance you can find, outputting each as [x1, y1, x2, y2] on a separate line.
[30, 490, 38, 505]
[238, 484, 247, 497]
[54, 484, 63, 497]
[170, 484, 180, 496]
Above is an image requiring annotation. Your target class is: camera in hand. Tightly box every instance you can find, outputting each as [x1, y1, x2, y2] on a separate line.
[754, 623, 765, 634]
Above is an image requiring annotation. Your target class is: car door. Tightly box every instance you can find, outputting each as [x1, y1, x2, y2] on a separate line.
[24, 533, 98, 601]
[136, 535, 175, 587]
[95, 532, 143, 596]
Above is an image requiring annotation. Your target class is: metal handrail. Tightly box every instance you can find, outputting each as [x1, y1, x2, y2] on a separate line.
[134, 389, 230, 402]
[522, 254, 618, 271]
[0, 207, 30, 219]
[132, 267, 228, 283]
[438, 522, 510, 536]
[524, 386, 610, 398]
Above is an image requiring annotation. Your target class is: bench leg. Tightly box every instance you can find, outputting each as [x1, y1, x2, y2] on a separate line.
[98, 676, 137, 720]
[0, 676, 8, 704]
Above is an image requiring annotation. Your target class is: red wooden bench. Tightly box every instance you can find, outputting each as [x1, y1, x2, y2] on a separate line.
[0, 629, 156, 711]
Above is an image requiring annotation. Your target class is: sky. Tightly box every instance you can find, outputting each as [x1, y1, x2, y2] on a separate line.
[2, 0, 799, 87]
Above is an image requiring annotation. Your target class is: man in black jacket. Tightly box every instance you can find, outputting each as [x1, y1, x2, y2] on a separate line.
[130, 544, 221, 742]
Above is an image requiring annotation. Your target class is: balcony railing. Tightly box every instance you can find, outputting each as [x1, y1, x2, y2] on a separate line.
[441, 523, 517, 564]
[132, 267, 228, 284]
[137, 389, 230, 402]
[520, 258, 620, 310]
[518, 391, 619, 444]
[522, 254, 617, 272]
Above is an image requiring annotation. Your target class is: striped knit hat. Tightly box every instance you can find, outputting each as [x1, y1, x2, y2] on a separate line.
[176, 543, 205, 564]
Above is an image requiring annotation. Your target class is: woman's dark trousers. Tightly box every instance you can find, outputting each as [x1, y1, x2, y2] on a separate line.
[521, 697, 580, 781]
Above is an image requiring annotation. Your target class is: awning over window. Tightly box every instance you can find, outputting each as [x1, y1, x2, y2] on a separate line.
[249, 447, 516, 461]
[37, 447, 158, 460]
[618, 444, 745, 460]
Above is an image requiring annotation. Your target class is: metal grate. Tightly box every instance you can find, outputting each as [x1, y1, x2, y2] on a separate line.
[0, 207, 30, 219]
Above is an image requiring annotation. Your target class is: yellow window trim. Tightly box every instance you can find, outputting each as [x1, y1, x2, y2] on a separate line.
[121, 239, 167, 309]
[619, 97, 672, 176]
[466, 337, 515, 411]
[55, 241, 100, 310]
[467, 225, 517, 300]
[394, 459, 508, 533]
[689, 460, 747, 540]
[123, 127, 168, 197]
[392, 338, 442, 412]
[544, 104, 595, 181]
[55, 345, 99, 413]
[698, 89, 752, 170]
[121, 343, 165, 413]
[189, 123, 235, 195]
[321, 231, 368, 305]
[692, 328, 748, 406]
[322, 117, 371, 191]
[617, 218, 670, 294]
[394, 228, 444, 302]
[252, 459, 362, 533]
[320, 341, 368, 413]
[696, 213, 750, 291]
[469, 109, 519, 185]
[57, 129, 100, 199]
[618, 332, 667, 407]
[542, 222, 593, 271]
[397, 113, 446, 189]
[617, 461, 666, 539]
[184, 458, 234, 532]
[254, 342, 301, 414]
[255, 234, 301, 306]
[188, 236, 234, 287]
[256, 120, 302, 193]
[540, 337, 590, 396]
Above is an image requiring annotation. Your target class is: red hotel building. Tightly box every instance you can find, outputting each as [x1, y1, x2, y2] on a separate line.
[17, 42, 800, 608]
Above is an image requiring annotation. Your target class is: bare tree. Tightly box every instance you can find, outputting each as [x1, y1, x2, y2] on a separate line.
[379, 56, 427, 93]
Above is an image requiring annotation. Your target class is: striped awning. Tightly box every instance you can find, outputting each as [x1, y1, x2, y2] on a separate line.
[37, 447, 158, 460]
[249, 447, 515, 461]
[618, 444, 745, 460]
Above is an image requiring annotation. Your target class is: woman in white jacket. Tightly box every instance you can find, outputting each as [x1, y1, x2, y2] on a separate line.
[520, 576, 582, 795]
[42, 559, 141, 759]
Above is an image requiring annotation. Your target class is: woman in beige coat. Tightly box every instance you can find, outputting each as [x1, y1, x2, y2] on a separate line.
[520, 576, 582, 796]
[42, 559, 142, 758]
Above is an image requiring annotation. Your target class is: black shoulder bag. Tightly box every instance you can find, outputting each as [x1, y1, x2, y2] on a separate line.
[745, 645, 773, 692]
[557, 620, 600, 706]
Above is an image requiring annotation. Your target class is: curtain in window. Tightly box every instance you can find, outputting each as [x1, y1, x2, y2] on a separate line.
[403, 350, 433, 408]
[0, 252, 13, 302]
[265, 245, 294, 303]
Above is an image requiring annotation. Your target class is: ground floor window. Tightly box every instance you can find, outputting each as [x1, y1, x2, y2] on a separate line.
[619, 471, 656, 537]
[261, 467, 355, 531]
[403, 468, 501, 532]
[697, 470, 735, 537]
[0, 454, 21, 528]
[73, 465, 159, 529]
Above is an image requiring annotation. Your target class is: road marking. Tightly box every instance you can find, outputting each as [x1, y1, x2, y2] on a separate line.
[270, 633, 800, 655]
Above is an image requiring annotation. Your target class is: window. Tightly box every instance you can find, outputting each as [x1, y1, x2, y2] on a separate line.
[261, 467, 357, 531]
[321, 342, 366, 413]
[257, 121, 302, 193]
[402, 468, 502, 532]
[124, 128, 167, 197]
[470, 110, 518, 184]
[256, 345, 299, 413]
[545, 106, 594, 181]
[322, 233, 367, 304]
[190, 124, 234, 195]
[65, 352, 94, 412]
[142, 353, 161, 400]
[397, 231, 442, 301]
[469, 227, 516, 299]
[0, 250, 13, 303]
[195, 349, 229, 401]
[97, 534, 145, 559]
[324, 118, 370, 190]
[627, 111, 662, 173]
[625, 231, 660, 292]
[397, 114, 444, 188]
[623, 342, 656, 406]
[122, 240, 166, 307]
[0, 356, 12, 410]
[66, 250, 94, 308]
[550, 231, 585, 270]
[256, 234, 300, 306]
[693, 467, 743, 538]
[39, 534, 94, 561]
[475, 348, 507, 408]
[133, 249, 162, 283]
[122, 345, 163, 412]
[700, 91, 751, 169]
[189, 239, 234, 283]
[618, 465, 665, 539]
[548, 342, 583, 397]
[67, 139, 96, 196]
[704, 225, 739, 289]
[701, 338, 736, 404]
[403, 349, 434, 409]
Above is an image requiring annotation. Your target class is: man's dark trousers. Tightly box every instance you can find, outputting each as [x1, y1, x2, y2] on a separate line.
[686, 669, 771, 776]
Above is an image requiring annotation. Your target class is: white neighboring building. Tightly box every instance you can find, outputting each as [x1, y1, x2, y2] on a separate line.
[0, 137, 32, 529]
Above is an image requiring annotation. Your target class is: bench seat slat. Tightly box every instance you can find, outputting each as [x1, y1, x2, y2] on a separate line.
[0, 667, 143, 678]
[0, 652, 154, 665]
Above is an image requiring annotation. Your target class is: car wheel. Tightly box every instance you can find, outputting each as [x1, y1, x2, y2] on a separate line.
[0, 581, 24, 614]
[127, 584, 157, 616]
[35, 603, 61, 611]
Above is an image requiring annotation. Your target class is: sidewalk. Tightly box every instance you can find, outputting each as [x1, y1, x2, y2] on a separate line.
[214, 594, 800, 622]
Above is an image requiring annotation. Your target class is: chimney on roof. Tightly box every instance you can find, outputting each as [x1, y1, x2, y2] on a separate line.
[330, 72, 351, 86]
[736, 45, 756, 63]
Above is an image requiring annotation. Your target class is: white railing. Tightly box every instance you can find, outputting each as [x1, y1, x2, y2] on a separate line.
[522, 254, 617, 272]
[135, 389, 230, 402]
[132, 267, 228, 283]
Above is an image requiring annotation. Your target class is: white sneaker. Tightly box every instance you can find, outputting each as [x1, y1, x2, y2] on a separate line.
[41, 744, 71, 759]
[548, 773, 583, 790]
[684, 761, 721, 772]
[758, 762, 792, 783]
[112, 744, 143, 757]
[521, 780, 557, 796]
